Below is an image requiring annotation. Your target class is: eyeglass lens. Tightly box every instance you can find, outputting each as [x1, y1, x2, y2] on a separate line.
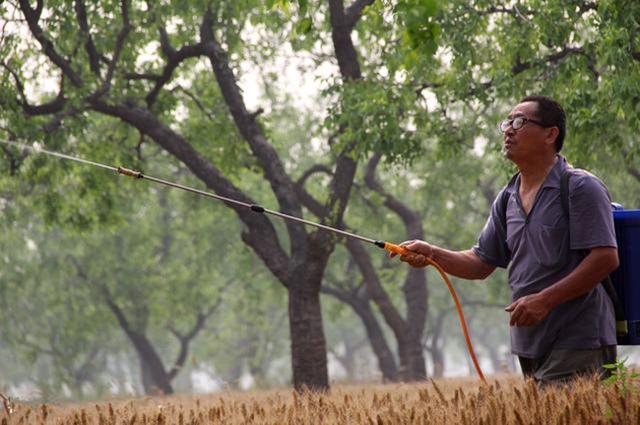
[499, 117, 524, 132]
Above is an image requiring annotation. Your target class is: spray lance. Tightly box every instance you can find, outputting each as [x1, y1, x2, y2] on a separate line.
[0, 139, 486, 381]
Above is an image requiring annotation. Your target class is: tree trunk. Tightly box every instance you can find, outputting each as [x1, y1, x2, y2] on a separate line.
[223, 357, 243, 390]
[486, 343, 502, 374]
[323, 284, 399, 382]
[338, 337, 357, 380]
[346, 239, 427, 382]
[362, 155, 429, 381]
[131, 333, 174, 395]
[400, 267, 428, 381]
[430, 346, 445, 379]
[426, 313, 447, 379]
[356, 302, 399, 382]
[288, 238, 331, 391]
[104, 297, 174, 395]
[398, 336, 427, 381]
[289, 287, 328, 391]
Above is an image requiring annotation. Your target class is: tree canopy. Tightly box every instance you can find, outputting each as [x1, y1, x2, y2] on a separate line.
[0, 0, 638, 395]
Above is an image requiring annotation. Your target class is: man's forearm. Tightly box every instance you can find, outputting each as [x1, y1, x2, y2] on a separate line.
[538, 247, 619, 310]
[431, 247, 495, 280]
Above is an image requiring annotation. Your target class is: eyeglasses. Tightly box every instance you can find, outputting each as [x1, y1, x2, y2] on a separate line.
[498, 116, 548, 133]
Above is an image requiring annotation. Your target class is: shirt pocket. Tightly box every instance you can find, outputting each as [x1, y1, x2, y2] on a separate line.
[532, 224, 568, 268]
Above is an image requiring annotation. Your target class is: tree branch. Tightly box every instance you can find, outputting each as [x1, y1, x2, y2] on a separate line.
[42, 107, 81, 133]
[172, 85, 222, 122]
[344, 0, 375, 29]
[321, 284, 363, 311]
[145, 26, 205, 107]
[512, 46, 585, 75]
[125, 72, 162, 82]
[578, 1, 598, 14]
[74, 347, 101, 385]
[345, 238, 408, 337]
[18, 0, 83, 87]
[364, 154, 428, 337]
[0, 132, 23, 176]
[322, 274, 400, 381]
[470, 5, 535, 17]
[319, 1, 362, 235]
[415, 81, 443, 97]
[328, 0, 362, 80]
[364, 153, 423, 237]
[627, 163, 640, 183]
[293, 164, 333, 218]
[166, 310, 206, 380]
[91, 0, 132, 99]
[74, 0, 101, 76]
[68, 254, 139, 340]
[87, 99, 291, 284]
[296, 164, 333, 187]
[631, 23, 640, 63]
[200, 8, 307, 248]
[14, 335, 58, 357]
[1, 60, 67, 116]
[166, 281, 230, 380]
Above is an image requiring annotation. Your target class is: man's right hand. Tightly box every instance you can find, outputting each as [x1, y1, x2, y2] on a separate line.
[390, 240, 435, 268]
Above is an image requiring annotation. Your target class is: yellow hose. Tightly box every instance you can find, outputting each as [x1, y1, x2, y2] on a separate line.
[384, 242, 486, 382]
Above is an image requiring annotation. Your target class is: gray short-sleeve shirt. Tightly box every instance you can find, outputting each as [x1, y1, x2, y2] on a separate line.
[473, 155, 617, 357]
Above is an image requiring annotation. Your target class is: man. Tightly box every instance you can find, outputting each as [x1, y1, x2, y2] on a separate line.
[393, 96, 619, 385]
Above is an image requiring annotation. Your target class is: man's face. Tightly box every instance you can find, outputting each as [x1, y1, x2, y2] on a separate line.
[502, 101, 552, 162]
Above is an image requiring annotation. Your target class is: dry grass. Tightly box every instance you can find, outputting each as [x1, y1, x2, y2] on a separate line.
[1, 375, 638, 424]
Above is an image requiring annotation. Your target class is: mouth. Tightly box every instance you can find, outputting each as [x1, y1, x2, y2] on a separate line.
[504, 138, 515, 149]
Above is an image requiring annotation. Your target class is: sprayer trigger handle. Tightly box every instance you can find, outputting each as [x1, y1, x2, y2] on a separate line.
[383, 242, 411, 256]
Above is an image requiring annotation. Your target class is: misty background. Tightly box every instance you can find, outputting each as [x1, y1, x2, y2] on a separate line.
[1, 0, 639, 401]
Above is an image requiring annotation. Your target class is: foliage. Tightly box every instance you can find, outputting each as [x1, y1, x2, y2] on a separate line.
[322, 79, 422, 165]
[0, 152, 259, 397]
[603, 357, 639, 396]
[1, 0, 639, 394]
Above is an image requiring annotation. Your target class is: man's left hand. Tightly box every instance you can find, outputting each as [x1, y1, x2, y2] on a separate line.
[505, 294, 551, 327]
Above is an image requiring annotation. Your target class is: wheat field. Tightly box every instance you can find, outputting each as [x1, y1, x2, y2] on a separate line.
[1, 375, 638, 424]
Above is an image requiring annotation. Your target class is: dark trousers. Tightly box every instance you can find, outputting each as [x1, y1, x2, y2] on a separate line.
[518, 345, 617, 385]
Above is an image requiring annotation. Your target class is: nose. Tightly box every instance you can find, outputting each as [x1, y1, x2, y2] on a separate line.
[503, 125, 515, 137]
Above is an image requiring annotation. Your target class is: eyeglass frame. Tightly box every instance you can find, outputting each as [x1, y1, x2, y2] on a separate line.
[498, 116, 550, 133]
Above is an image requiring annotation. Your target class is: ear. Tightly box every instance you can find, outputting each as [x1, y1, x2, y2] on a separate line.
[545, 127, 559, 148]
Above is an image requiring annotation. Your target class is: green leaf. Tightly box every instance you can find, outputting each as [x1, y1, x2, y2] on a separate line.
[297, 0, 308, 16]
[295, 17, 313, 35]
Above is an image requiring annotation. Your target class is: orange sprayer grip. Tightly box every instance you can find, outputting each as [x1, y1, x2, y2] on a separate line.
[383, 242, 411, 256]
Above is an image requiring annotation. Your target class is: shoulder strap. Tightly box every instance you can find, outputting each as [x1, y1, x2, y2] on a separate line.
[561, 168, 627, 337]
[498, 172, 519, 231]
[560, 169, 571, 218]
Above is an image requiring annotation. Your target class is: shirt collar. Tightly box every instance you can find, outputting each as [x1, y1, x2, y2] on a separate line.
[505, 154, 568, 193]
[540, 154, 568, 190]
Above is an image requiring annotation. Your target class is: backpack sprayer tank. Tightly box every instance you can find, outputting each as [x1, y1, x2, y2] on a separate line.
[611, 206, 640, 345]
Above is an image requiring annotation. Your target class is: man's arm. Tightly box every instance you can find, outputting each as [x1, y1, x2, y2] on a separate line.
[391, 240, 496, 280]
[506, 247, 619, 326]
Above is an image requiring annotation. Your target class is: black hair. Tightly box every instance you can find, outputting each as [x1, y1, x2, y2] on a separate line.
[519, 95, 566, 152]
